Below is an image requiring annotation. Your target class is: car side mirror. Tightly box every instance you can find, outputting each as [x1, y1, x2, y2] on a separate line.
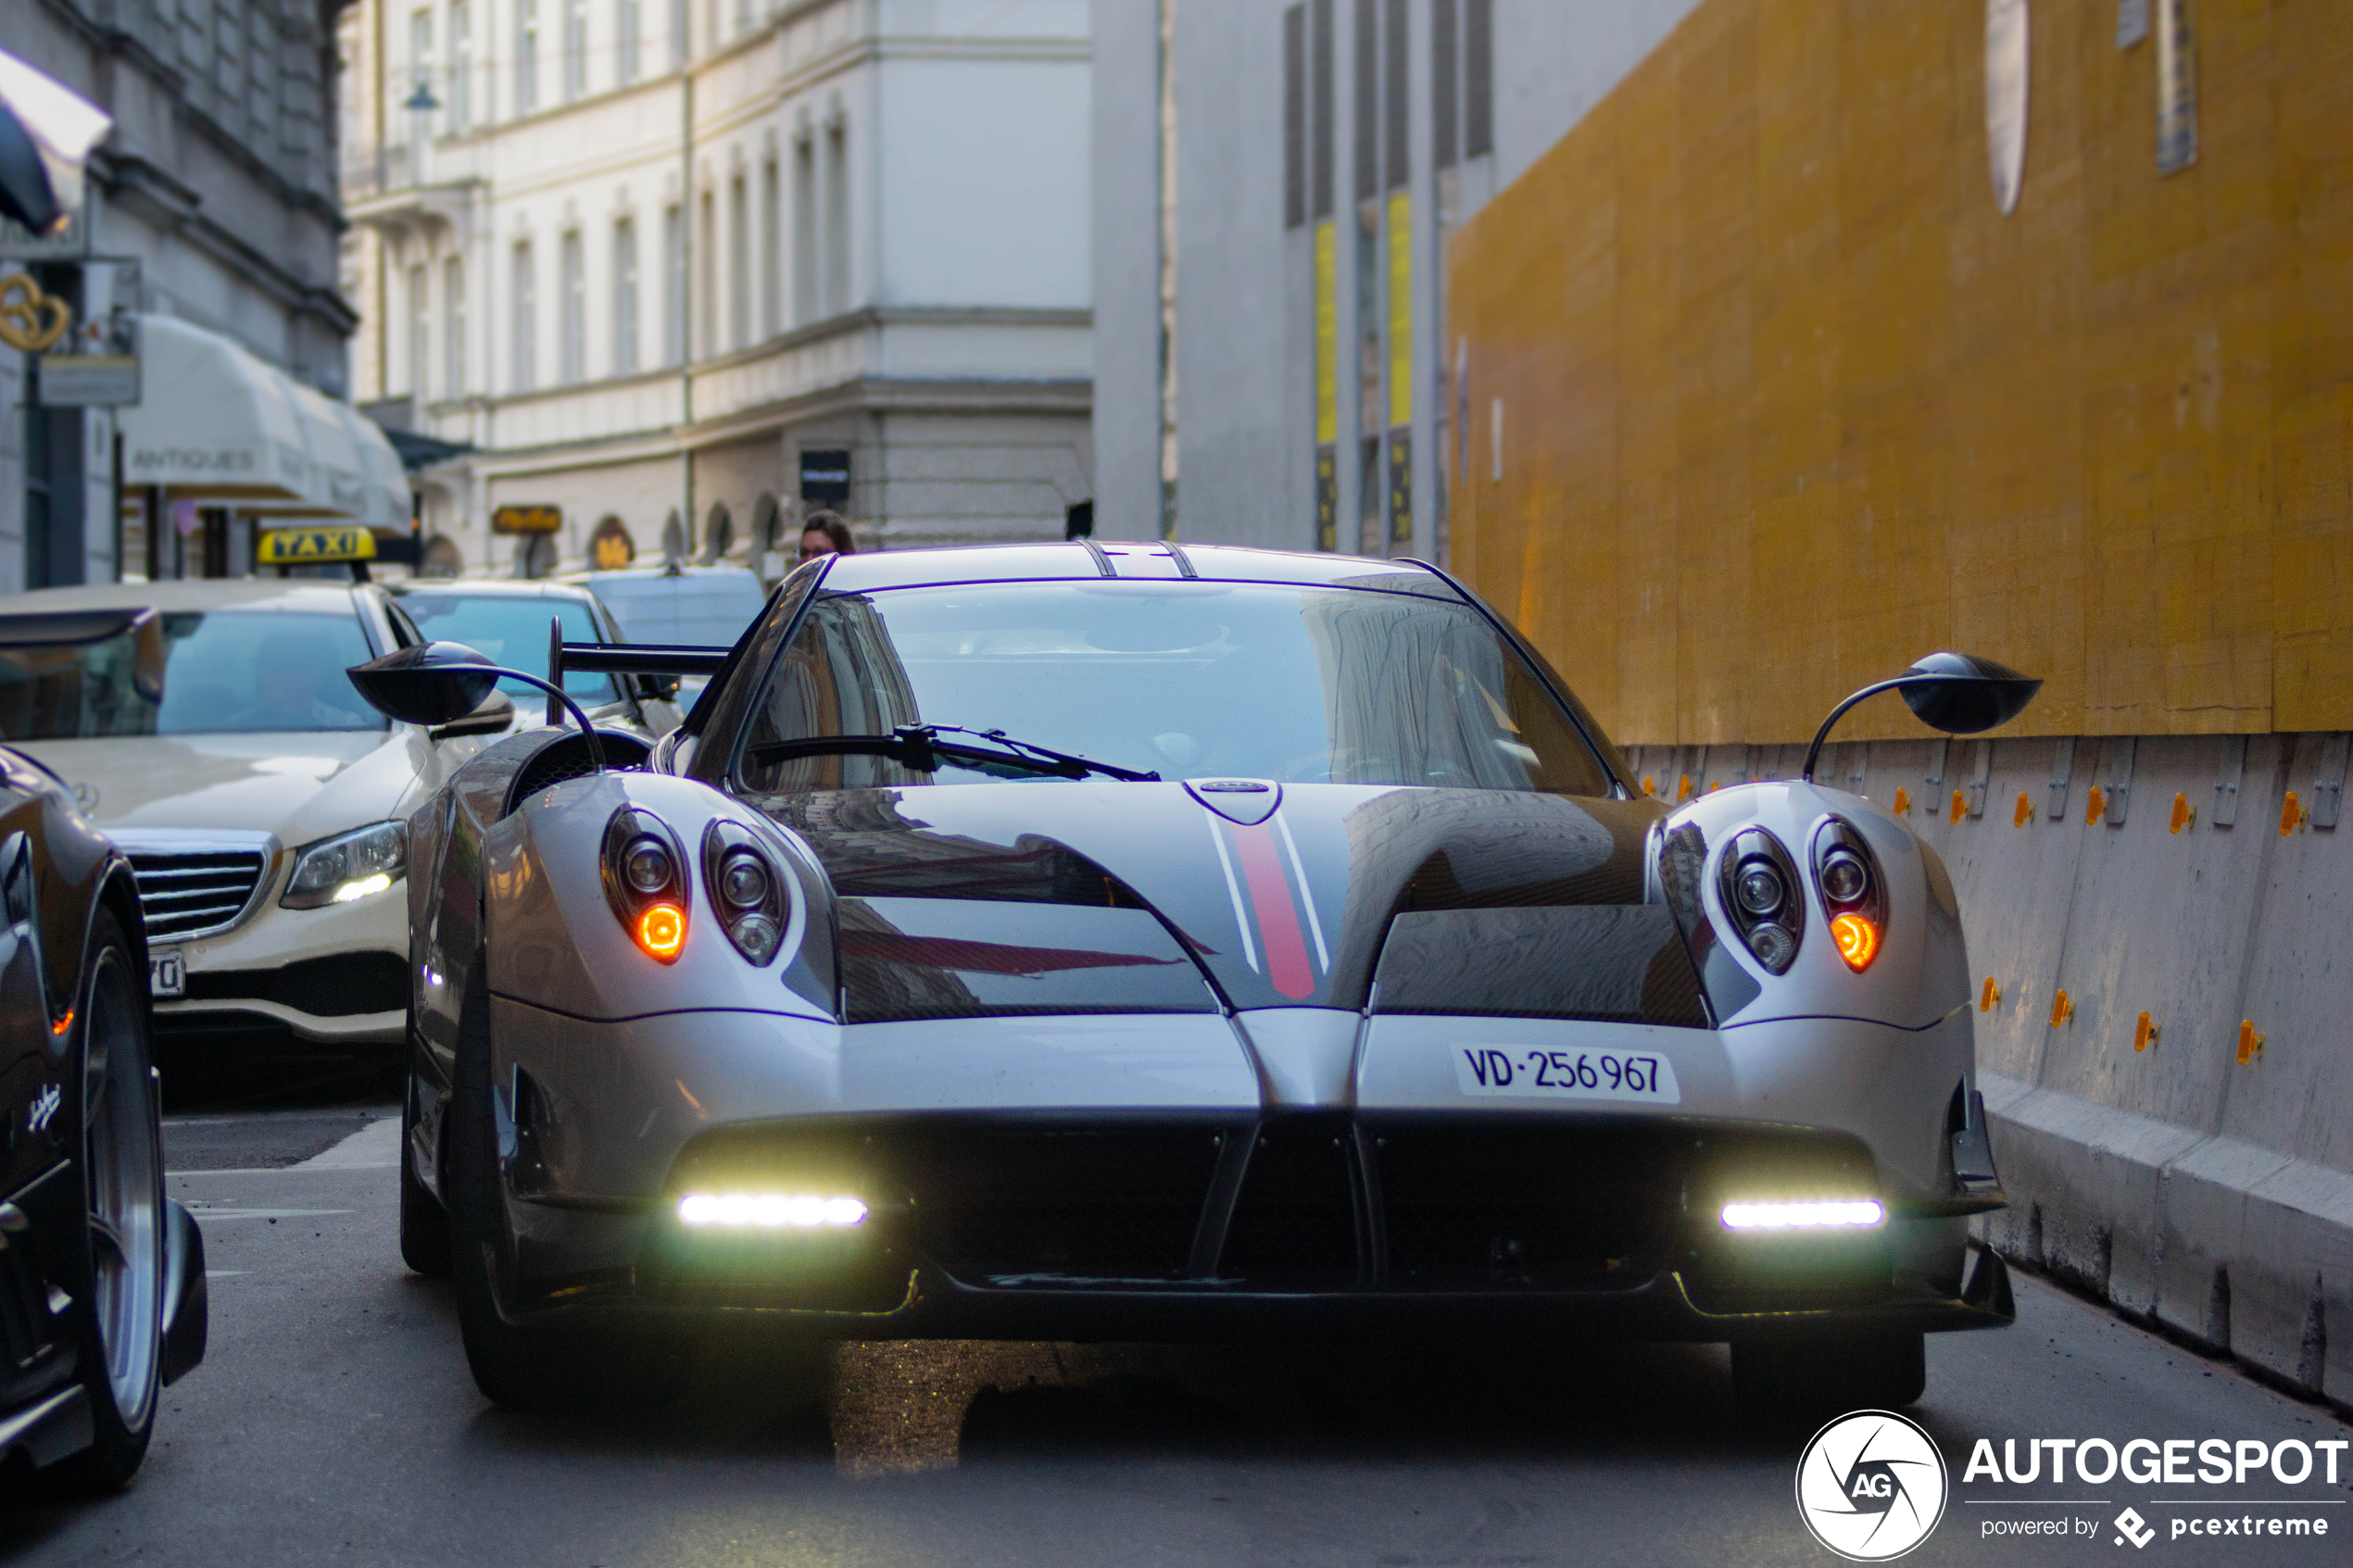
[1801, 652, 2041, 782]
[129, 608, 168, 703]
[346, 641, 501, 726]
[428, 686, 516, 742]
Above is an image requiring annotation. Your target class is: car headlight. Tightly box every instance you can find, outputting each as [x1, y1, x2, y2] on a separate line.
[1717, 827, 1803, 973]
[281, 821, 409, 909]
[1810, 818, 1887, 972]
[701, 820, 790, 965]
[601, 806, 689, 963]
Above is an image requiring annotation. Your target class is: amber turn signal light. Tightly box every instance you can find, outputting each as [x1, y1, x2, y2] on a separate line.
[636, 902, 686, 961]
[1830, 912, 1879, 972]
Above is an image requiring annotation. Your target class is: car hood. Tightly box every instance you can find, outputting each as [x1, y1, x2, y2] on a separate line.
[13, 731, 424, 845]
[756, 781, 1684, 1015]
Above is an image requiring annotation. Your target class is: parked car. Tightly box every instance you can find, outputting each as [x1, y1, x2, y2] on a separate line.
[352, 543, 2030, 1412]
[0, 582, 479, 1055]
[387, 579, 682, 741]
[0, 740, 205, 1487]
[564, 565, 768, 709]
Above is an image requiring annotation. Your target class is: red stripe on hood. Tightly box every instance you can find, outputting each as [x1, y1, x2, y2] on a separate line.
[1228, 820, 1315, 999]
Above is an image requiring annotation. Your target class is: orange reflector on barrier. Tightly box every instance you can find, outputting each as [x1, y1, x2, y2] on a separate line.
[2134, 1010, 2158, 1051]
[1831, 913, 1879, 972]
[636, 903, 686, 960]
[1980, 977, 2001, 1012]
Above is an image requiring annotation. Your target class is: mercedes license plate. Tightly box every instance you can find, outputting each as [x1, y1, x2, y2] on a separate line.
[1453, 1046, 1680, 1104]
[149, 950, 184, 998]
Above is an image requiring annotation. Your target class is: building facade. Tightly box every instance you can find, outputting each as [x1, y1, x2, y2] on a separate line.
[1, 0, 357, 589]
[343, 0, 1092, 577]
[1089, 0, 1700, 554]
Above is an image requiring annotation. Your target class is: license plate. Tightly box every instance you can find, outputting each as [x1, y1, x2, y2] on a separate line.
[149, 950, 184, 998]
[1453, 1046, 1680, 1104]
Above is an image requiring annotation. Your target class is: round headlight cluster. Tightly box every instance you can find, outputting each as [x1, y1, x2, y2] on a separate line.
[1718, 828, 1804, 975]
[702, 822, 790, 966]
[602, 810, 688, 964]
[1811, 821, 1885, 972]
[623, 837, 675, 895]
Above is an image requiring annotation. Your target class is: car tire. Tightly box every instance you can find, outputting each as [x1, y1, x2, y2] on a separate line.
[1732, 1330, 1926, 1416]
[447, 972, 675, 1411]
[48, 912, 166, 1493]
[397, 1074, 452, 1278]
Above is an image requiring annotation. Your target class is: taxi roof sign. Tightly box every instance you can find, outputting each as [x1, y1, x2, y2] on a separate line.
[256, 526, 376, 566]
[492, 504, 562, 535]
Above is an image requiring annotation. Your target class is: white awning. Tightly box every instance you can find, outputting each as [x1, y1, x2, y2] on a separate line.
[117, 315, 411, 526]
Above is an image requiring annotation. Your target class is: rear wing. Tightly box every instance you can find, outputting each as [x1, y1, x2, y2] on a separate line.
[546, 623, 730, 721]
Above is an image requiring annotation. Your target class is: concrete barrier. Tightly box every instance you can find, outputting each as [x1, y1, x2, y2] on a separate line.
[1623, 731, 2353, 1409]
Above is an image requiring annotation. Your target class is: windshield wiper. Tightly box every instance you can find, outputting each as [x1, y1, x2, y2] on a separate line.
[749, 723, 1160, 783]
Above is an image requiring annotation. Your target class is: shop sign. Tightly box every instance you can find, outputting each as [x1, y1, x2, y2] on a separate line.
[492, 504, 563, 535]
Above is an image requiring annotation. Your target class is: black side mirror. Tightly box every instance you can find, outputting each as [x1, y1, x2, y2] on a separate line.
[428, 687, 517, 742]
[346, 641, 501, 726]
[1801, 652, 2042, 783]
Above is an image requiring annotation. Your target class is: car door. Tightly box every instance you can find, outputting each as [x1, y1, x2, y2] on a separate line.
[0, 796, 71, 1404]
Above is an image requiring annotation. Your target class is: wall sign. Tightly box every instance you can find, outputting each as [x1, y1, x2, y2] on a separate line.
[799, 448, 851, 505]
[491, 504, 563, 535]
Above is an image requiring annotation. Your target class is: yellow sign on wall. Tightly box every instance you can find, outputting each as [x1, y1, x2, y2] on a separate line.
[1313, 220, 1338, 445]
[491, 504, 563, 535]
[257, 527, 376, 566]
[1387, 191, 1413, 430]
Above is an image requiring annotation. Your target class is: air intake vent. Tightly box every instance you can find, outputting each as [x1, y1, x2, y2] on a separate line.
[127, 846, 271, 941]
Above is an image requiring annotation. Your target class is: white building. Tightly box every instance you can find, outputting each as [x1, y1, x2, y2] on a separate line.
[343, 0, 1094, 577]
[1091, 0, 1700, 557]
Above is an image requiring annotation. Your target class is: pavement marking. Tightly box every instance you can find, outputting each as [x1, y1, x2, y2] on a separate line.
[204, 1271, 248, 1278]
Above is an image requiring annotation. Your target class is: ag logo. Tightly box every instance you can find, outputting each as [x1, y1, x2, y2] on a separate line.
[1794, 1409, 1949, 1561]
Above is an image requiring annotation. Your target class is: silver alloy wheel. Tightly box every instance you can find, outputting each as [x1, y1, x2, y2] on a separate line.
[82, 947, 161, 1429]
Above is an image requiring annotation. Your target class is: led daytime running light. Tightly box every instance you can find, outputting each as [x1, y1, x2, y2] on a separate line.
[1720, 1199, 1884, 1230]
[677, 1194, 867, 1228]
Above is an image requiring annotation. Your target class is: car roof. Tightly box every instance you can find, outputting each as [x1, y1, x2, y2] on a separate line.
[813, 542, 1464, 600]
[0, 580, 373, 616]
[390, 578, 597, 601]
[564, 565, 761, 583]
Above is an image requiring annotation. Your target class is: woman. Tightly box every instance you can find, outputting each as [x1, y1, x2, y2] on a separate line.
[798, 509, 857, 561]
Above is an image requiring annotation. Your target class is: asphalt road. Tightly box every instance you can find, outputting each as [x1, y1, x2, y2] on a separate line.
[3, 1080, 2347, 1566]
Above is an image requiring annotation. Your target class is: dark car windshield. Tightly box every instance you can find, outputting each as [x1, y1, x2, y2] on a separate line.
[394, 592, 620, 703]
[0, 609, 384, 739]
[736, 581, 1613, 795]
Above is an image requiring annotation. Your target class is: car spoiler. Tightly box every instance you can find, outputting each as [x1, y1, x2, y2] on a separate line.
[547, 626, 731, 721]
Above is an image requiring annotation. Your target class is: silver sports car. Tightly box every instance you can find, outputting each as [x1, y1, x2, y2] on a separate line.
[346, 543, 2031, 1412]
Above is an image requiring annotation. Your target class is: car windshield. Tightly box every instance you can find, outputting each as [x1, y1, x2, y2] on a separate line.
[736, 582, 1613, 795]
[0, 609, 384, 738]
[394, 593, 620, 703]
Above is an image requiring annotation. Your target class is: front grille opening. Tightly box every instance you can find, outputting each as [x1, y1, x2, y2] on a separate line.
[1371, 1121, 1681, 1291]
[912, 1126, 1217, 1286]
[1217, 1113, 1361, 1288]
[130, 849, 269, 940]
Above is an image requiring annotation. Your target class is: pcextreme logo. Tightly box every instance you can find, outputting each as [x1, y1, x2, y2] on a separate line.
[1795, 1410, 1951, 1561]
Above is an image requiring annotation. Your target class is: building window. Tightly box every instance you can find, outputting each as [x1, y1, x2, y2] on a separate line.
[444, 256, 466, 397]
[408, 262, 430, 396]
[1353, 0, 1377, 205]
[792, 132, 816, 325]
[1465, 0, 1491, 157]
[698, 189, 717, 358]
[760, 155, 780, 337]
[1383, 0, 1408, 190]
[1432, 0, 1457, 171]
[669, 0, 687, 66]
[449, 1, 472, 131]
[1311, 0, 1333, 219]
[613, 217, 638, 373]
[728, 172, 749, 350]
[617, 0, 639, 85]
[517, 0, 539, 113]
[512, 240, 536, 391]
[662, 203, 686, 364]
[409, 7, 434, 162]
[560, 230, 585, 382]
[823, 118, 849, 316]
[564, 0, 587, 101]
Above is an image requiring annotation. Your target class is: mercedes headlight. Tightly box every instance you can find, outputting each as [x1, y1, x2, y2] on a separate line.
[281, 821, 409, 909]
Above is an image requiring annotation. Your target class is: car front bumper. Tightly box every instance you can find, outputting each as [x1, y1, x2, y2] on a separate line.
[151, 875, 409, 1047]
[474, 1001, 2008, 1341]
